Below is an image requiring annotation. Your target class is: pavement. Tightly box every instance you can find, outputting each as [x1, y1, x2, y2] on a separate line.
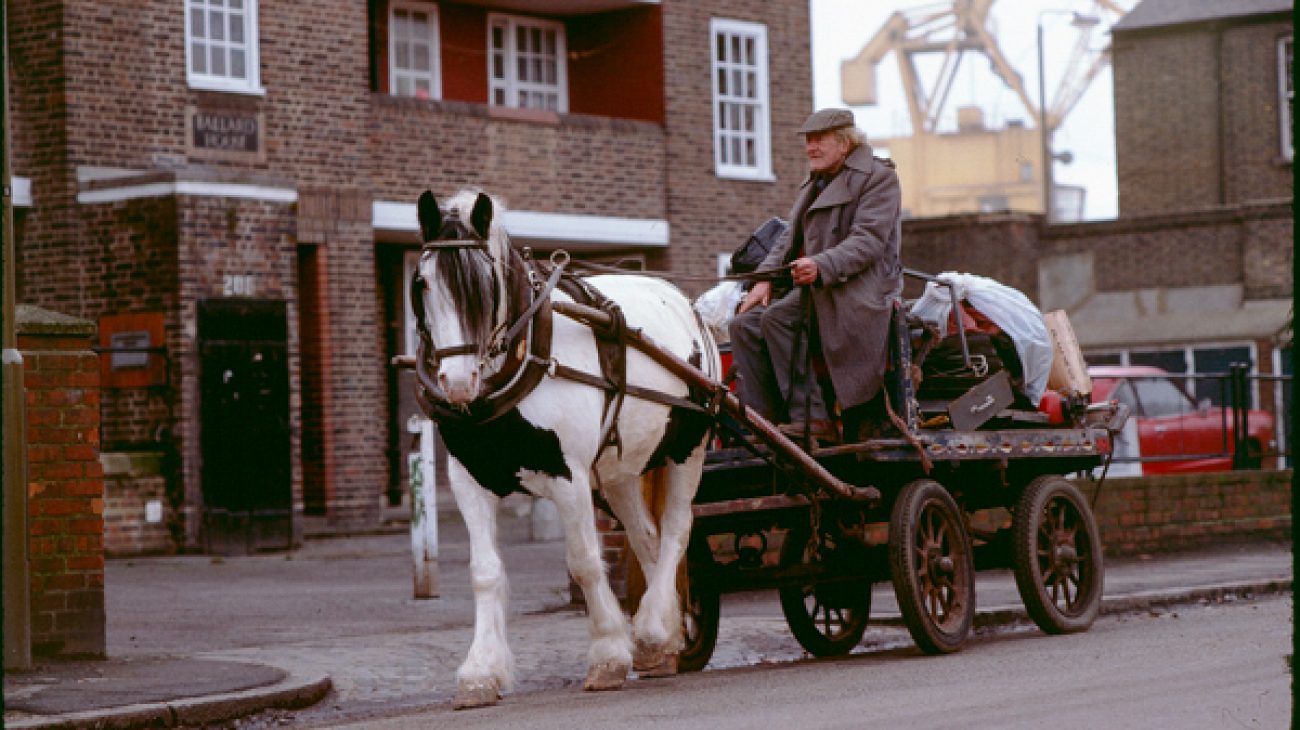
[3, 491, 1293, 729]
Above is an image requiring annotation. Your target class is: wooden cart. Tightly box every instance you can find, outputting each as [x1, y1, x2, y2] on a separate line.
[670, 281, 1126, 671]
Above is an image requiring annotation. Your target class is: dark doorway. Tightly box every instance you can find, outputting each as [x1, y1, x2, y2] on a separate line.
[198, 299, 292, 554]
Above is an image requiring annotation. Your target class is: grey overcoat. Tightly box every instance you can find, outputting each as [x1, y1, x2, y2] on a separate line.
[760, 143, 904, 409]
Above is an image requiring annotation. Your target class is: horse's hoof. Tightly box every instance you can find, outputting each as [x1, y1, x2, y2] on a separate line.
[583, 660, 628, 691]
[454, 678, 501, 710]
[633, 642, 678, 677]
[636, 653, 678, 678]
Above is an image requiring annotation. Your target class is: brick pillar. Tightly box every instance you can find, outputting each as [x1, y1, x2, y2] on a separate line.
[17, 305, 105, 657]
[297, 188, 386, 529]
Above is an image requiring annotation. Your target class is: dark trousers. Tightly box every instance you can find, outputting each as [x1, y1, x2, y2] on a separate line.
[728, 288, 827, 424]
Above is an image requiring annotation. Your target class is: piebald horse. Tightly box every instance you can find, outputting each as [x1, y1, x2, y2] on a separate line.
[410, 189, 720, 708]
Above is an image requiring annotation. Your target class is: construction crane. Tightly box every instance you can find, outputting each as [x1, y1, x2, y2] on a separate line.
[839, 0, 1129, 219]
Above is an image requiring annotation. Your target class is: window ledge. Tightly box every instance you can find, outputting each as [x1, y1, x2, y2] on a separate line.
[1272, 154, 1293, 167]
[187, 77, 266, 97]
[715, 169, 777, 183]
[488, 105, 561, 125]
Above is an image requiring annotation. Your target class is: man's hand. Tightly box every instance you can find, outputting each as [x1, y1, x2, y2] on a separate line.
[738, 280, 772, 314]
[791, 256, 820, 286]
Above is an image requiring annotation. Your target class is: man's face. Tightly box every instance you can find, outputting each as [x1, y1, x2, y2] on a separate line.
[804, 130, 850, 174]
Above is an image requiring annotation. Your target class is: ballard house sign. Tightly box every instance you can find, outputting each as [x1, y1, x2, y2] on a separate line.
[188, 108, 263, 158]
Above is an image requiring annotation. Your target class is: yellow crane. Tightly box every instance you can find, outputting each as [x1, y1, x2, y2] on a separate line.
[840, 0, 1129, 220]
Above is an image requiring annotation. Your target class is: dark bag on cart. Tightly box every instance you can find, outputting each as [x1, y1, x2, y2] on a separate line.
[730, 217, 788, 275]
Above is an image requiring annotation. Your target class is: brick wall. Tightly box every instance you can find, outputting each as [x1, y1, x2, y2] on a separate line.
[1094, 470, 1292, 555]
[17, 305, 106, 658]
[898, 201, 1292, 305]
[101, 452, 175, 557]
[1114, 14, 1293, 216]
[368, 99, 668, 219]
[661, 0, 813, 294]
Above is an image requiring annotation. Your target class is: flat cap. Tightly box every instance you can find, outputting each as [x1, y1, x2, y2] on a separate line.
[797, 108, 854, 135]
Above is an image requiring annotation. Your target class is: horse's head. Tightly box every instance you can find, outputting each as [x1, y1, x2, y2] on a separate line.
[412, 189, 510, 405]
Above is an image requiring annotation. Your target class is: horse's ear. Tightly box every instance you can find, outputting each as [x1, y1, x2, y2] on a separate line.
[417, 190, 441, 243]
[469, 193, 494, 240]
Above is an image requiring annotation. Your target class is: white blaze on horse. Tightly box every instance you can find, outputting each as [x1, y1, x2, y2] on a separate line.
[410, 189, 720, 708]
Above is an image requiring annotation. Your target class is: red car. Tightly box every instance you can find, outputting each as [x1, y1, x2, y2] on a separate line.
[1089, 366, 1275, 474]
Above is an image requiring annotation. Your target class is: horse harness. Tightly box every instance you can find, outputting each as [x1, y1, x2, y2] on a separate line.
[411, 236, 711, 465]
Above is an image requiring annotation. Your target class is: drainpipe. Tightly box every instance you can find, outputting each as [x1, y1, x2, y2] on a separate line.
[1, 0, 33, 670]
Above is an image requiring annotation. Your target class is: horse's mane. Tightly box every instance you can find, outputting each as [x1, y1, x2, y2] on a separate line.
[424, 189, 511, 359]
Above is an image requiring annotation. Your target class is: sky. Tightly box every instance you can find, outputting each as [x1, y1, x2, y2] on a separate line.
[809, 0, 1130, 220]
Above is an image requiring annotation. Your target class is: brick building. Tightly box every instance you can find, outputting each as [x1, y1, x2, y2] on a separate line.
[1112, 0, 1293, 216]
[9, 0, 814, 551]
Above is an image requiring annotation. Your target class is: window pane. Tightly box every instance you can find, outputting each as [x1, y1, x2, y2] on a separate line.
[191, 6, 205, 38]
[231, 49, 245, 78]
[416, 78, 430, 95]
[744, 37, 755, 66]
[414, 44, 429, 71]
[494, 88, 505, 104]
[730, 35, 740, 63]
[717, 68, 727, 95]
[1193, 346, 1252, 405]
[397, 76, 411, 97]
[493, 53, 504, 79]
[545, 31, 555, 56]
[211, 46, 226, 75]
[1135, 379, 1192, 418]
[230, 14, 244, 43]
[715, 34, 725, 62]
[191, 42, 207, 73]
[493, 26, 504, 51]
[745, 71, 757, 99]
[230, 0, 242, 8]
[396, 43, 409, 68]
[210, 10, 225, 41]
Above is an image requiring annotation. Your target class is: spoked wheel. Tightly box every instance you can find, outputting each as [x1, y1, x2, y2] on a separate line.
[677, 538, 720, 672]
[1012, 475, 1104, 634]
[778, 522, 872, 657]
[889, 479, 975, 654]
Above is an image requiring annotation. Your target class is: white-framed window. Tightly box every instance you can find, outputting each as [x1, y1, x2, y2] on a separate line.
[1085, 342, 1261, 406]
[488, 14, 567, 112]
[185, 0, 263, 94]
[389, 2, 441, 99]
[1278, 36, 1293, 161]
[709, 18, 772, 181]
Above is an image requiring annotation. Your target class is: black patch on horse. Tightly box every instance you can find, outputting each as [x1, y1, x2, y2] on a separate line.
[438, 408, 573, 498]
[640, 406, 713, 474]
[640, 341, 712, 473]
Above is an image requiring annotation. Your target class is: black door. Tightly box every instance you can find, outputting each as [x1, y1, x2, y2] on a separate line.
[198, 299, 292, 554]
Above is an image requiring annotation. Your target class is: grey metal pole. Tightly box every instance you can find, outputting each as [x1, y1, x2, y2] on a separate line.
[1037, 21, 1054, 224]
[1, 0, 33, 670]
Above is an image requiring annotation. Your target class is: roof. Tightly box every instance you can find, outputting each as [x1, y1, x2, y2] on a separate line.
[1115, 0, 1293, 32]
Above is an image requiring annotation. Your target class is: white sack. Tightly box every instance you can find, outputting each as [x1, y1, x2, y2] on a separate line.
[908, 272, 1053, 404]
[693, 280, 745, 344]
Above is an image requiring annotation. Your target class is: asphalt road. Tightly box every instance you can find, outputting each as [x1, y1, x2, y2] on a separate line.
[313, 595, 1293, 730]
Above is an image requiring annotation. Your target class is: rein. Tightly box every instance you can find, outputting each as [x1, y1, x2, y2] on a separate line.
[564, 258, 793, 285]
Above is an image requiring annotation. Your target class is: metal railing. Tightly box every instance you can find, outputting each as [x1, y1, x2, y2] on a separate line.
[1100, 366, 1291, 472]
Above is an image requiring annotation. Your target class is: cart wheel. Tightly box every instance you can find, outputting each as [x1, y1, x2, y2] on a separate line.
[677, 538, 720, 672]
[778, 523, 872, 657]
[1011, 475, 1104, 635]
[889, 479, 974, 654]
